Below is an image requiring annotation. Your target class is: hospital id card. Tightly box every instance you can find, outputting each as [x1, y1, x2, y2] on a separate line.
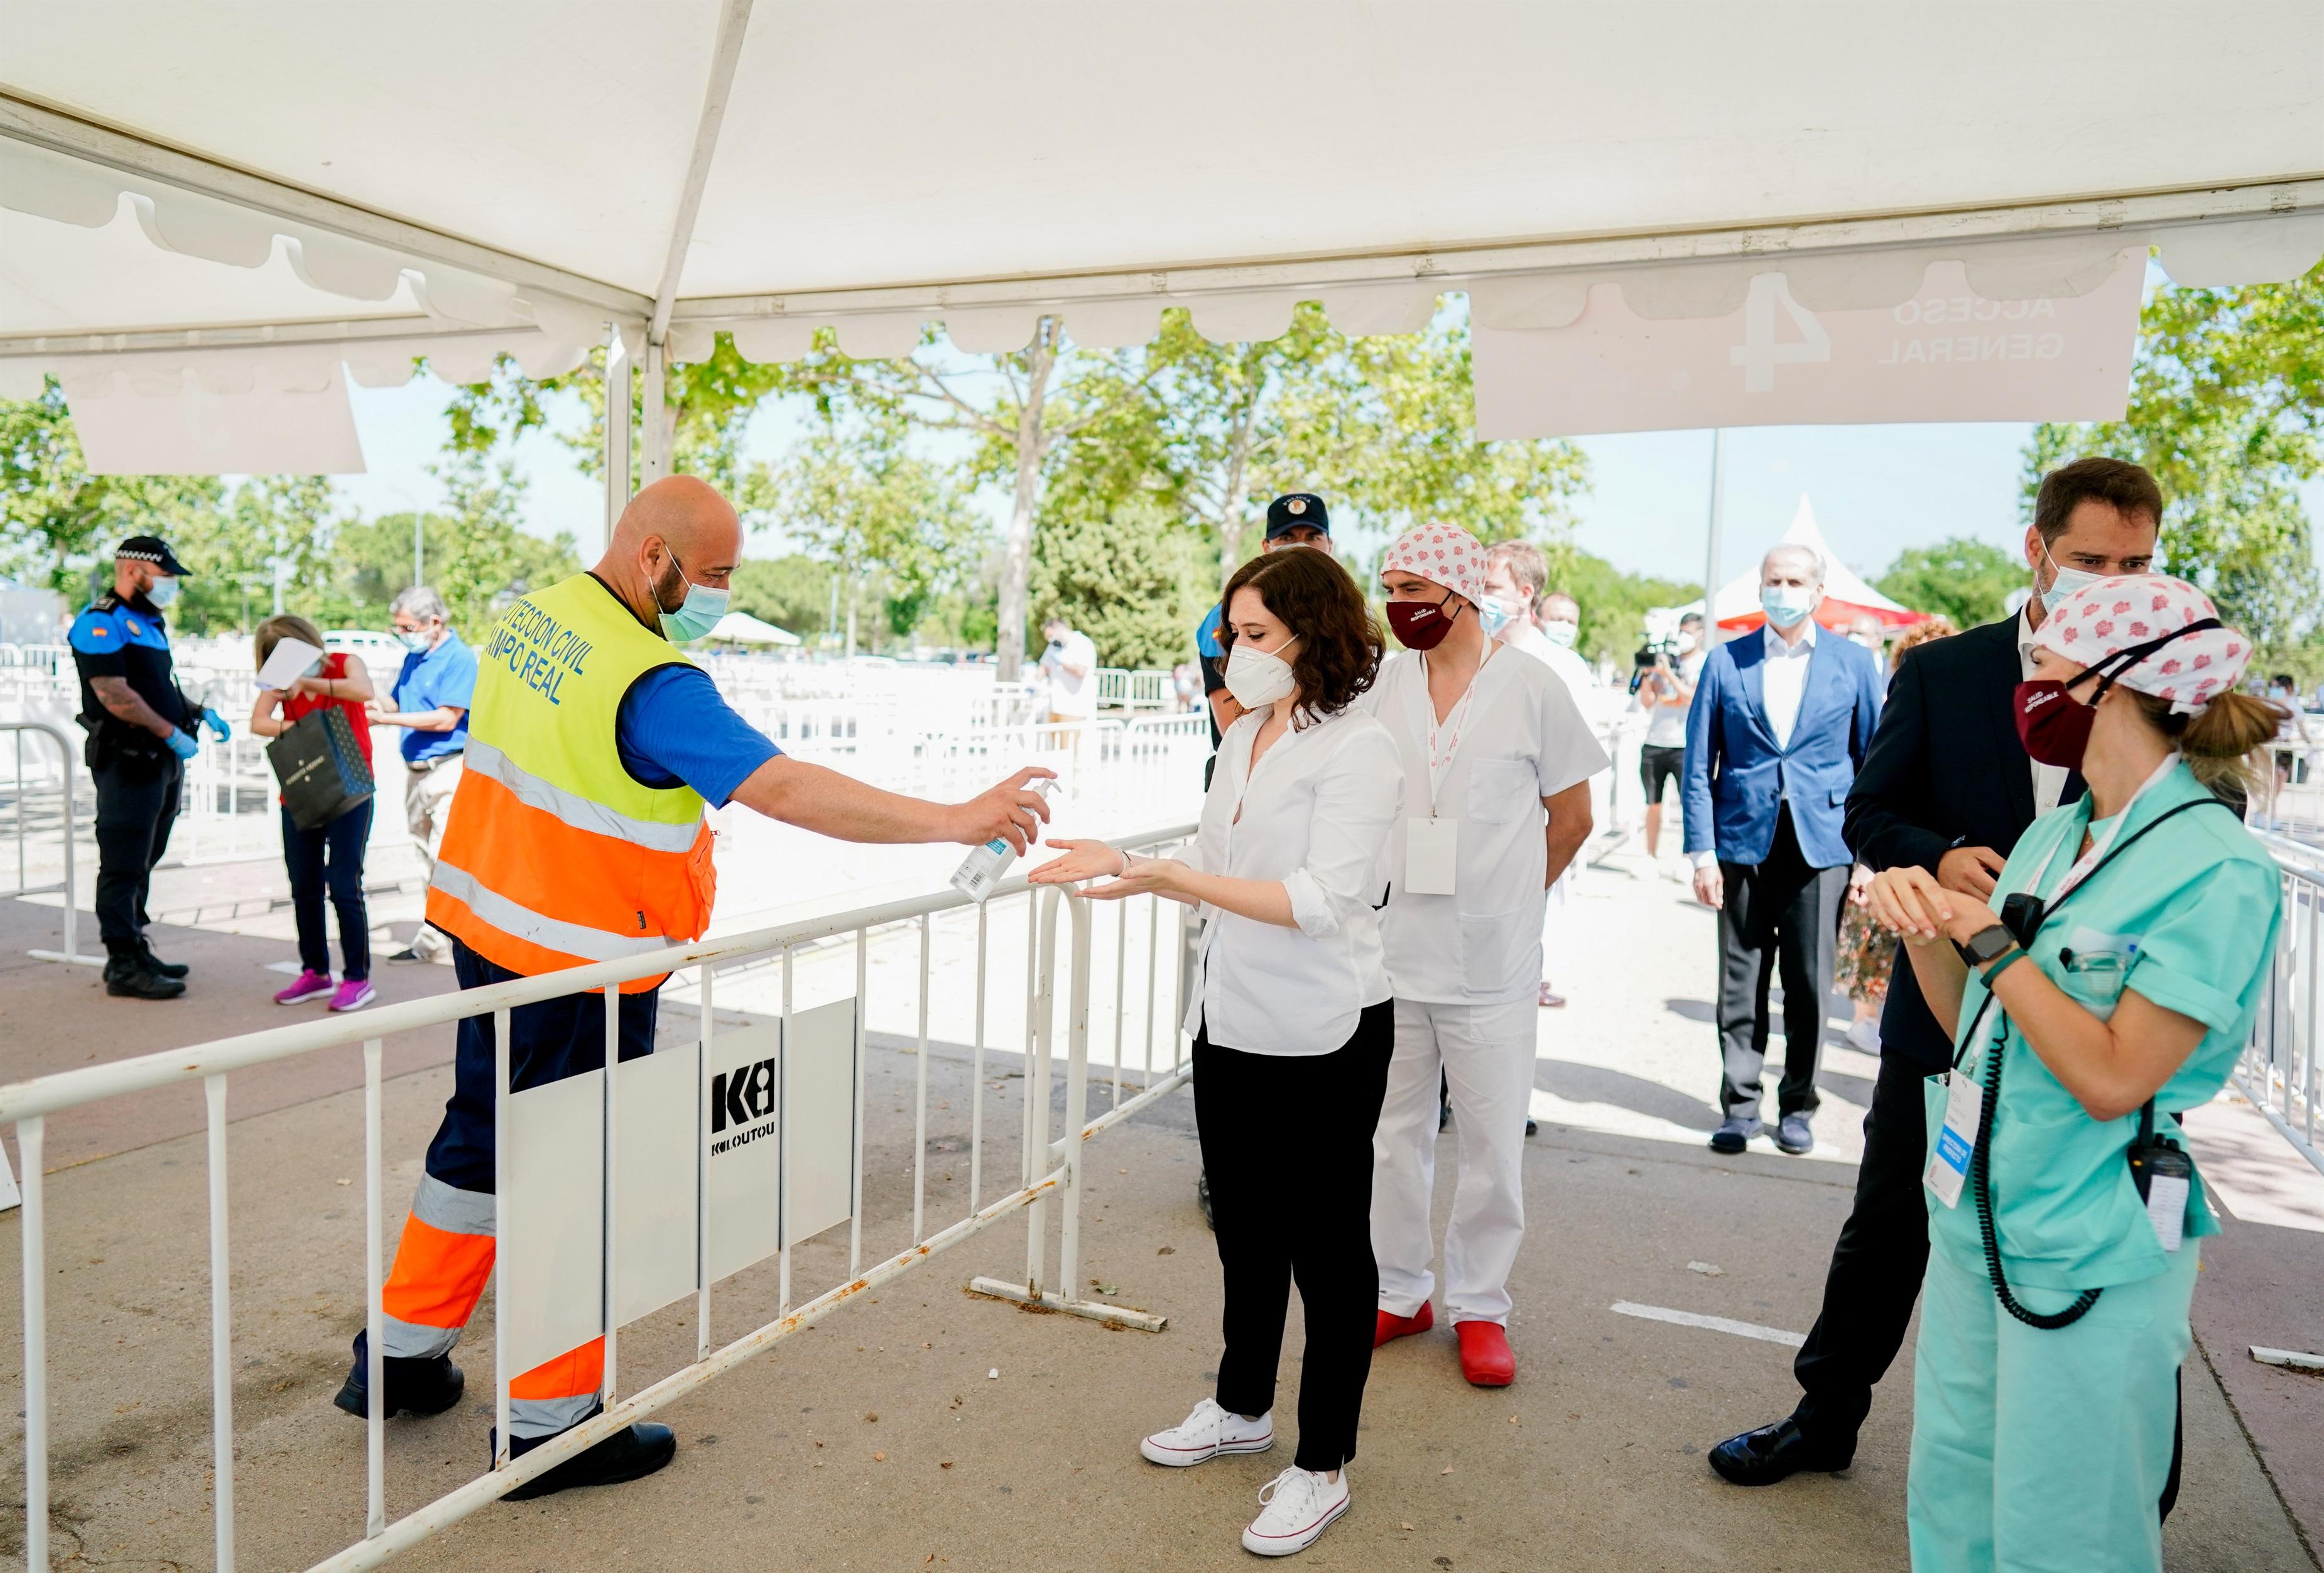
[1404, 817, 1458, 896]
[1924, 1070, 1982, 1209]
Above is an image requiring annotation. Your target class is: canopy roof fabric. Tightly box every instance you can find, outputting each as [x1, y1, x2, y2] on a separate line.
[704, 611, 800, 646]
[1681, 497, 1927, 633]
[2, 0, 2320, 471]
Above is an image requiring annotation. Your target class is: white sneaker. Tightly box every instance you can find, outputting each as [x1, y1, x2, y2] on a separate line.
[1845, 1017, 1881, 1053]
[1139, 1396, 1273, 1467]
[1241, 1466, 1350, 1557]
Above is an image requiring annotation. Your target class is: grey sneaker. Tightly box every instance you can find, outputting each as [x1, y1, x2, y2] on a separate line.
[1709, 1116, 1762, 1154]
[1775, 1113, 1815, 1155]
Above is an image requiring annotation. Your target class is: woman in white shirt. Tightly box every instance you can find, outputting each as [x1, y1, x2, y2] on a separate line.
[1031, 545, 1401, 1559]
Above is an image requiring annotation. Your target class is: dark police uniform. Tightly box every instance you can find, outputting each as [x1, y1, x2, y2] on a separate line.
[69, 569, 200, 969]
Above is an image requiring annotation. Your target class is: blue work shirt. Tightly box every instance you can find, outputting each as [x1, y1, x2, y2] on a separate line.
[69, 592, 195, 734]
[615, 663, 781, 808]
[391, 629, 479, 765]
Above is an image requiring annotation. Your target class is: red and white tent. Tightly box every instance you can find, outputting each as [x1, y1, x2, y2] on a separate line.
[1678, 498, 1926, 634]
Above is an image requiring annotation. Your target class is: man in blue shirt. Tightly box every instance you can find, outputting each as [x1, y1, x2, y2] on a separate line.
[368, 586, 478, 963]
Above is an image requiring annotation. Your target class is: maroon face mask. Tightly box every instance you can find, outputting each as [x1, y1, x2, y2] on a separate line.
[1387, 593, 1460, 651]
[2014, 678, 2097, 768]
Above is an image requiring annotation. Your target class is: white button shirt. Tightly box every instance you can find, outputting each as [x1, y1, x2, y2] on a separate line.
[1181, 702, 1404, 1055]
[1362, 648, 1610, 1003]
[1761, 618, 1818, 749]
[2016, 604, 2071, 817]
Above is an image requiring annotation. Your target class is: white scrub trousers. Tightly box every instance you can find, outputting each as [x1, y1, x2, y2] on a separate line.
[1370, 995, 1538, 1326]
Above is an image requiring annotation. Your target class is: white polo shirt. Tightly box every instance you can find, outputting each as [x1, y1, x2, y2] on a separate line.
[1360, 648, 1610, 1004]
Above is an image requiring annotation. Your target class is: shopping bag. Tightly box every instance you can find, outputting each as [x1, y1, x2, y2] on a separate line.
[268, 707, 376, 830]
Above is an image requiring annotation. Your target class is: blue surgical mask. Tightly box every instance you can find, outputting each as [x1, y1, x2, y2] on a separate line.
[1761, 585, 1817, 629]
[1543, 619, 1580, 649]
[658, 551, 730, 643]
[145, 575, 178, 609]
[398, 628, 432, 653]
[1476, 597, 1514, 640]
[2039, 547, 2102, 614]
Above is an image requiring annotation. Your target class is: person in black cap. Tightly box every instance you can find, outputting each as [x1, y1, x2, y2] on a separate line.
[1197, 494, 1332, 748]
[67, 536, 230, 999]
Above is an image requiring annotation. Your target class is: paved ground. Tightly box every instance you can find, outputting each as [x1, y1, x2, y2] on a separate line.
[0, 835, 2316, 1570]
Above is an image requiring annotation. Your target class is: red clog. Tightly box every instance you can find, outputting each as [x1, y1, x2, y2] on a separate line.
[1374, 1301, 1434, 1348]
[1455, 1319, 1515, 1386]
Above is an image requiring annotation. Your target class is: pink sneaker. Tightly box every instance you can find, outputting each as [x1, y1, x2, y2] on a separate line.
[274, 969, 334, 1005]
[329, 979, 376, 1013]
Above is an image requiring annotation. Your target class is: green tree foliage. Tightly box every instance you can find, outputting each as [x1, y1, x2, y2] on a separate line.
[1031, 494, 1210, 670]
[727, 555, 832, 643]
[1544, 545, 1700, 665]
[1876, 536, 2025, 628]
[2026, 259, 2323, 659]
[0, 381, 223, 597]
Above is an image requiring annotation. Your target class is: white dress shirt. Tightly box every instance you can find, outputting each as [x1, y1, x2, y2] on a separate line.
[1181, 702, 1404, 1055]
[1761, 618, 1818, 749]
[2016, 605, 2071, 816]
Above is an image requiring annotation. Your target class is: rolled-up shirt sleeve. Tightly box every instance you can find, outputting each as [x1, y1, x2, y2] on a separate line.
[2126, 858, 2279, 1035]
[1283, 728, 1403, 940]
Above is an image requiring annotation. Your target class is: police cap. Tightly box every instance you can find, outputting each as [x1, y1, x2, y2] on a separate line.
[1263, 494, 1330, 540]
[116, 536, 193, 577]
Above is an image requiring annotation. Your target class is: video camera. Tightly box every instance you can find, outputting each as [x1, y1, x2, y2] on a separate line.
[1627, 607, 1691, 695]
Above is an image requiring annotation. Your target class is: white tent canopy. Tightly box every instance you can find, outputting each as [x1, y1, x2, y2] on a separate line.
[1676, 496, 1921, 629]
[2, 0, 2320, 477]
[703, 610, 799, 647]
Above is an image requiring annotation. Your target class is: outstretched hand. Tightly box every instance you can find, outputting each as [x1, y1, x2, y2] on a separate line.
[951, 767, 1056, 854]
[1028, 838, 1183, 901]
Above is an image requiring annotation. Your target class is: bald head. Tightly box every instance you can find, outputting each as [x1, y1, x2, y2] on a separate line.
[595, 474, 744, 634]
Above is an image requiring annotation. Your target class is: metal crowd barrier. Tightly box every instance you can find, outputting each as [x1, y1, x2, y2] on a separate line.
[0, 719, 101, 965]
[0, 822, 1200, 1571]
[2247, 837, 2324, 1178]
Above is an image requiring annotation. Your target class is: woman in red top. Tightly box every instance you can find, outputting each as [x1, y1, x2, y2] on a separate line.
[249, 614, 378, 1011]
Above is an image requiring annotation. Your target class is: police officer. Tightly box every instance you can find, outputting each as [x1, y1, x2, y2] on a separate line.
[68, 536, 229, 1000]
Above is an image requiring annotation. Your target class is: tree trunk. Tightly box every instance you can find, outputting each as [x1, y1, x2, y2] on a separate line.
[1216, 395, 1259, 589]
[994, 317, 1059, 683]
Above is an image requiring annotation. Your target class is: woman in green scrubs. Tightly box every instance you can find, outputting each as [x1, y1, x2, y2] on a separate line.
[1868, 575, 2283, 1573]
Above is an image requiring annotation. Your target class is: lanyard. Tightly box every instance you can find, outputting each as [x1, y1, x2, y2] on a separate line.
[1413, 646, 1495, 817]
[2024, 753, 2180, 908]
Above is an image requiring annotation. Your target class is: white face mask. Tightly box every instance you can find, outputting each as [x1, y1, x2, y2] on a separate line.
[1224, 639, 1298, 711]
[1541, 619, 1579, 649]
[2038, 545, 2104, 614]
[1676, 631, 1699, 655]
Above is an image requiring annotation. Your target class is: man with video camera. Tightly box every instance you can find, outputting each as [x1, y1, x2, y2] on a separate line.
[1632, 611, 1703, 874]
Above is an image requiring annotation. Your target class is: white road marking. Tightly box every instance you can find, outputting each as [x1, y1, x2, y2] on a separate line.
[1611, 1300, 1806, 1349]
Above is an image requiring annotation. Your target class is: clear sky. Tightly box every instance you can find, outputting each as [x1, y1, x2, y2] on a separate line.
[334, 373, 2319, 599]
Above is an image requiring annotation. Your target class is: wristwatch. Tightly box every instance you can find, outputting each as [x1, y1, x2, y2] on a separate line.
[1953, 923, 2016, 969]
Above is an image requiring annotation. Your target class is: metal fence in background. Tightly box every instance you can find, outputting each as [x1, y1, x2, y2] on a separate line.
[2247, 834, 2324, 1178]
[0, 824, 1200, 1571]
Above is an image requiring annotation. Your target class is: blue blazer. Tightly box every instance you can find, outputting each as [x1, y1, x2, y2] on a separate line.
[1680, 630, 1882, 869]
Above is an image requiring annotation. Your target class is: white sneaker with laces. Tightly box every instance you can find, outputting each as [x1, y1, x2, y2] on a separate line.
[1139, 1397, 1273, 1467]
[1241, 1466, 1350, 1557]
[1845, 1016, 1881, 1053]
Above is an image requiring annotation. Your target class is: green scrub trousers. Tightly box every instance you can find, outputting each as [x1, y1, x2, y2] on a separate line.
[1907, 1239, 2198, 1573]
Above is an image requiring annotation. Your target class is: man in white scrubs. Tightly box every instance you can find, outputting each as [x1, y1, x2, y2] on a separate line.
[1364, 525, 1609, 1387]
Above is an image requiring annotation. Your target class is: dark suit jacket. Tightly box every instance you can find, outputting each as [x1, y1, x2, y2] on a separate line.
[1681, 628, 1882, 870]
[1842, 614, 2084, 1069]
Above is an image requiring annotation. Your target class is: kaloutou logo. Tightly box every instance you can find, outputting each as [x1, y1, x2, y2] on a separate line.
[709, 1055, 779, 1153]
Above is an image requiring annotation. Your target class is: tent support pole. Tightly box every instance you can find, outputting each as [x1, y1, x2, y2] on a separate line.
[1703, 428, 1725, 633]
[643, 341, 668, 483]
[605, 328, 632, 552]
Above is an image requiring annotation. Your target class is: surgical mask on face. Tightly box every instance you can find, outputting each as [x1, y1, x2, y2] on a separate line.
[1761, 584, 1816, 629]
[145, 575, 178, 609]
[1676, 631, 1699, 655]
[1542, 619, 1580, 649]
[1223, 639, 1298, 711]
[397, 627, 432, 653]
[657, 550, 730, 643]
[1477, 596, 1515, 641]
[2039, 545, 2103, 614]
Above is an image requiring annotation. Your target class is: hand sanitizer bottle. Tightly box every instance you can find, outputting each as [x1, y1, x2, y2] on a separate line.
[950, 776, 1058, 902]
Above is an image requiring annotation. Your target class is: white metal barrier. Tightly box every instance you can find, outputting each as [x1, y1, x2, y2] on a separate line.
[2246, 834, 2324, 1178]
[1, 822, 1199, 1570]
[0, 719, 102, 964]
[1094, 668, 1176, 712]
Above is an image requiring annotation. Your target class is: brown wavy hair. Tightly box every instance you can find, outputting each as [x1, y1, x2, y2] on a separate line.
[1218, 548, 1384, 726]
[2129, 689, 2284, 799]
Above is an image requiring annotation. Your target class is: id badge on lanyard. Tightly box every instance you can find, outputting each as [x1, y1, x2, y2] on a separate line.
[1404, 651, 1490, 898]
[1925, 1067, 1982, 1209]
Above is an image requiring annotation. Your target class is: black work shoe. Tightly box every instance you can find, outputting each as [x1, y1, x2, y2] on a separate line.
[1774, 1113, 1816, 1155]
[333, 1332, 465, 1419]
[138, 940, 190, 979]
[1707, 1416, 1853, 1486]
[1708, 1115, 1762, 1154]
[497, 1413, 678, 1500]
[1195, 1169, 1215, 1231]
[106, 959, 186, 1000]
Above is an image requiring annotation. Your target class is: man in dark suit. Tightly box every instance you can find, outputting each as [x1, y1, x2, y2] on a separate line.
[1682, 543, 1883, 1158]
[1707, 455, 2164, 1487]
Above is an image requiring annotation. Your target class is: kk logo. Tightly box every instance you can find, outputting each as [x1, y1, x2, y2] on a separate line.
[710, 1057, 778, 1135]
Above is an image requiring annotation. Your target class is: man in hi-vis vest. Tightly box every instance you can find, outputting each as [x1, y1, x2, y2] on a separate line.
[330, 476, 1052, 1498]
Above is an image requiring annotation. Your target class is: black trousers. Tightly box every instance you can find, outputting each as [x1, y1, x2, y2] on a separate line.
[92, 755, 182, 954]
[1194, 1001, 1394, 1473]
[1789, 1047, 2183, 1517]
[281, 800, 372, 980]
[1716, 805, 1846, 1119]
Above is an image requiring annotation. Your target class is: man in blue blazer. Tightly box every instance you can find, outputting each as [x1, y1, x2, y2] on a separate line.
[1681, 544, 1882, 1157]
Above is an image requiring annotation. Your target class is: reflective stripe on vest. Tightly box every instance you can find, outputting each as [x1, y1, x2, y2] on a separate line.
[425, 573, 716, 981]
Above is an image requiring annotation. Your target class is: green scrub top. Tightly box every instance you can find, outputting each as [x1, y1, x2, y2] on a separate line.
[1929, 758, 2281, 1292]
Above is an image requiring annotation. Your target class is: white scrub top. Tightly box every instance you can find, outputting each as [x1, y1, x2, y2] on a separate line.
[1360, 648, 1610, 1003]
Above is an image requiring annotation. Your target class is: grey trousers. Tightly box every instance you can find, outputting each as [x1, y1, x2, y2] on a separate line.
[1715, 805, 1846, 1121]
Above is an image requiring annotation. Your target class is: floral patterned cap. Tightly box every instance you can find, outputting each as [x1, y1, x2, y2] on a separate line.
[1381, 523, 1487, 608]
[2031, 574, 2250, 713]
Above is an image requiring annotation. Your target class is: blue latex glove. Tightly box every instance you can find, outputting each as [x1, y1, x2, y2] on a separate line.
[201, 706, 231, 743]
[166, 729, 200, 761]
